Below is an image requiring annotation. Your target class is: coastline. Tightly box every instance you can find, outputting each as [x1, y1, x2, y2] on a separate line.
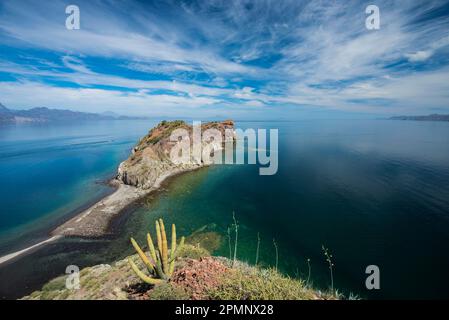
[0, 165, 205, 266]
[0, 120, 233, 272]
[0, 236, 62, 265]
[52, 165, 204, 237]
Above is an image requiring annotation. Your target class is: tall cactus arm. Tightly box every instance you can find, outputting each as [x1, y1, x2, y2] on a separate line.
[168, 224, 177, 275]
[130, 238, 154, 273]
[168, 236, 185, 264]
[179, 236, 185, 250]
[155, 220, 163, 260]
[148, 232, 166, 280]
[128, 258, 163, 285]
[155, 249, 168, 280]
[159, 219, 169, 274]
[170, 224, 177, 259]
[146, 233, 158, 263]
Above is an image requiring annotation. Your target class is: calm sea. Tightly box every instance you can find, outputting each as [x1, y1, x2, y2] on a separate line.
[0, 119, 448, 299]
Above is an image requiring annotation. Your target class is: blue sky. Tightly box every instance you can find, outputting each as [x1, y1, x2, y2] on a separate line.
[0, 0, 449, 119]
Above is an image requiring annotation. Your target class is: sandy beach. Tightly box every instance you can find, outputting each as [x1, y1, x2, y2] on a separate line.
[51, 183, 151, 238]
[0, 166, 203, 266]
[0, 236, 62, 265]
[0, 120, 231, 270]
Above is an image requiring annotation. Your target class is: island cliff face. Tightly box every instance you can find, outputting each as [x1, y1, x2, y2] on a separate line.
[117, 120, 235, 189]
[52, 120, 234, 238]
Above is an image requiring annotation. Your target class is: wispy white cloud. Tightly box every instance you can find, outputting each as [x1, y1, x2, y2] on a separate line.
[405, 36, 449, 62]
[0, 81, 222, 116]
[405, 51, 434, 62]
[0, 0, 255, 75]
[0, 0, 449, 116]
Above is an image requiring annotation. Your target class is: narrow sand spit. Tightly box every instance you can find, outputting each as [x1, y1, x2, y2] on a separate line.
[0, 120, 233, 267]
[51, 183, 149, 238]
[0, 236, 62, 265]
[0, 167, 201, 265]
[52, 168, 199, 238]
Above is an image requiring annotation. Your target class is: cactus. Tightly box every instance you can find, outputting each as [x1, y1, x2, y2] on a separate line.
[128, 219, 185, 285]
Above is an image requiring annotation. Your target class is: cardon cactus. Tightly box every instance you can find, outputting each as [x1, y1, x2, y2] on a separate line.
[128, 219, 185, 284]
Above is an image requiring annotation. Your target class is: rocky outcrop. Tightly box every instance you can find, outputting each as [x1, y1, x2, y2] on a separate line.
[117, 120, 235, 189]
[52, 120, 234, 238]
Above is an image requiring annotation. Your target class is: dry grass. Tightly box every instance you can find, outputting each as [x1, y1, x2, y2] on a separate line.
[207, 264, 321, 300]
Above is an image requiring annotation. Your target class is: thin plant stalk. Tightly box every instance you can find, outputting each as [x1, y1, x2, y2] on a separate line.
[255, 232, 260, 266]
[232, 211, 238, 267]
[306, 258, 311, 286]
[273, 238, 278, 272]
[227, 227, 232, 261]
[322, 245, 334, 293]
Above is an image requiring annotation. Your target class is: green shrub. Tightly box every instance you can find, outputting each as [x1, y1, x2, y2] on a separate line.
[41, 276, 66, 292]
[177, 244, 210, 260]
[208, 267, 317, 300]
[186, 231, 222, 253]
[149, 283, 190, 300]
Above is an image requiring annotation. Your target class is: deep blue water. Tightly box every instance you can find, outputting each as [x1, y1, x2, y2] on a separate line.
[0, 120, 156, 252]
[1, 119, 449, 299]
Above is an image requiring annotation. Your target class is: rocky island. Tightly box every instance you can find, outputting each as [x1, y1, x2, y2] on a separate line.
[52, 120, 235, 238]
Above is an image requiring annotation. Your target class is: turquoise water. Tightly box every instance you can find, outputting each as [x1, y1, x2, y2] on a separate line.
[0, 120, 156, 252]
[1, 119, 449, 299]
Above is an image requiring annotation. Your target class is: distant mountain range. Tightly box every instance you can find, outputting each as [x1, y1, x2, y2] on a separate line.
[0, 103, 147, 124]
[389, 114, 449, 122]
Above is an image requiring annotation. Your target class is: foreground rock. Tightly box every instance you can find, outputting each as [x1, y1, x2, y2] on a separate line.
[52, 120, 234, 238]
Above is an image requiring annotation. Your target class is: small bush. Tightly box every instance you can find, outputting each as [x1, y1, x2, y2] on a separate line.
[41, 276, 66, 292]
[149, 283, 190, 300]
[208, 267, 317, 300]
[177, 244, 210, 260]
[186, 231, 222, 253]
